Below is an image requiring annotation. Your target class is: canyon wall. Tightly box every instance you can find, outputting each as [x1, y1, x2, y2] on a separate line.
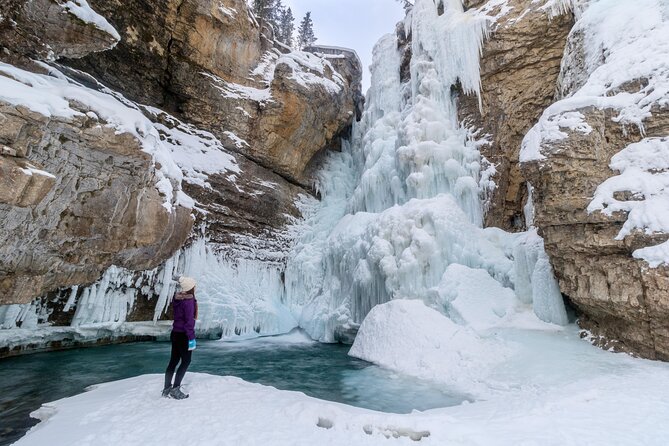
[0, 0, 361, 348]
[459, 0, 669, 359]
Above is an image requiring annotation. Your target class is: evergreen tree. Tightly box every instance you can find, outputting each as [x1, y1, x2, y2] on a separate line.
[296, 12, 316, 50]
[253, 0, 280, 31]
[277, 7, 295, 48]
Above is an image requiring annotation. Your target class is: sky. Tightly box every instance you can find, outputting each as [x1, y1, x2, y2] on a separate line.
[283, 0, 406, 91]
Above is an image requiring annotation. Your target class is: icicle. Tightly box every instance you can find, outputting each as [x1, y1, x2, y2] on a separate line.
[62, 286, 79, 313]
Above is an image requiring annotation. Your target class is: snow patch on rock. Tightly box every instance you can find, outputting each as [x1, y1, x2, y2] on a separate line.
[61, 0, 121, 42]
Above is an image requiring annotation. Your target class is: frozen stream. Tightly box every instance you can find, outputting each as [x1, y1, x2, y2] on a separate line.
[0, 331, 468, 446]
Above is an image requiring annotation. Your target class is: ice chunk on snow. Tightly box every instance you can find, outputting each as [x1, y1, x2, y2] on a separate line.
[349, 299, 510, 396]
[435, 265, 516, 331]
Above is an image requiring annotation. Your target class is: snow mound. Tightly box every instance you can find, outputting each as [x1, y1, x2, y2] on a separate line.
[349, 300, 510, 396]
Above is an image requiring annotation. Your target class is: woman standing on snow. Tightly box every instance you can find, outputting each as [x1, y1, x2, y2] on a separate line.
[163, 276, 198, 399]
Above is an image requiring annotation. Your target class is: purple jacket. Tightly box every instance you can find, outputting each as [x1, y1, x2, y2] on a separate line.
[172, 291, 197, 341]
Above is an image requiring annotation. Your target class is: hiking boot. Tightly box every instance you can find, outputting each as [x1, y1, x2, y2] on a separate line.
[169, 386, 189, 400]
[161, 386, 172, 398]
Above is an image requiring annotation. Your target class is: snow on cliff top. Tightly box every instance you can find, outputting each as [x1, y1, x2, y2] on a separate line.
[248, 48, 346, 94]
[0, 63, 241, 210]
[521, 0, 669, 163]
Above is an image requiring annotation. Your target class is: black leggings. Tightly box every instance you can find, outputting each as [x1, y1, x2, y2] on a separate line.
[164, 331, 192, 388]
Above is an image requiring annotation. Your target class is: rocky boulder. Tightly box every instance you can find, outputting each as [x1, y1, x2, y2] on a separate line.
[0, 0, 119, 62]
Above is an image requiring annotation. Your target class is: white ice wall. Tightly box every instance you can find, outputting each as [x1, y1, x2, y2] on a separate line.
[0, 237, 296, 339]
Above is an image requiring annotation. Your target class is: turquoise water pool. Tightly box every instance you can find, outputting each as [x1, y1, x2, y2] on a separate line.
[0, 333, 467, 445]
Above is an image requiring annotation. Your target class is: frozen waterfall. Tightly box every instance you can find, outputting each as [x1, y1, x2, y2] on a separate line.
[284, 0, 568, 342]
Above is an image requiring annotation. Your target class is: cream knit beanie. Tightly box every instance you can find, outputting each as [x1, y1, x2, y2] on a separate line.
[179, 276, 196, 292]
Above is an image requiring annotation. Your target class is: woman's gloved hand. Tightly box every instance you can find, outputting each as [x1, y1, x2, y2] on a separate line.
[188, 339, 197, 351]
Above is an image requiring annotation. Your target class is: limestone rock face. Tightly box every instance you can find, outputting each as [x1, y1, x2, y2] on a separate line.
[522, 104, 669, 359]
[68, 0, 362, 185]
[0, 156, 56, 207]
[63, 0, 261, 105]
[457, 0, 573, 230]
[0, 0, 119, 62]
[0, 3, 191, 306]
[0, 101, 193, 305]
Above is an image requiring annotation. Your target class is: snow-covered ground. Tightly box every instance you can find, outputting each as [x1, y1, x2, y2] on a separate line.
[14, 311, 669, 446]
